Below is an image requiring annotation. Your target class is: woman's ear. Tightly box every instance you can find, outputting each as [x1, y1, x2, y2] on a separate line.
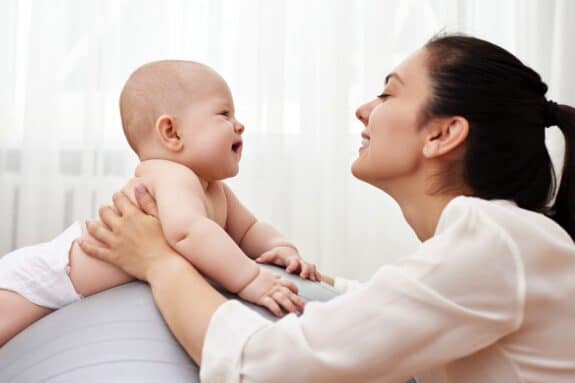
[155, 115, 184, 152]
[422, 116, 469, 158]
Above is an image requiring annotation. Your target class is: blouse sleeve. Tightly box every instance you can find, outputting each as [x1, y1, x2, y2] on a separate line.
[200, 201, 526, 383]
[333, 276, 363, 293]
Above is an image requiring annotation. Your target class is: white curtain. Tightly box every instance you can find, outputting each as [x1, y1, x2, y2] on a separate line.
[1, 0, 573, 281]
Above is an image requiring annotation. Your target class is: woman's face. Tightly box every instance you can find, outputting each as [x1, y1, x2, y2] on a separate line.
[351, 49, 432, 190]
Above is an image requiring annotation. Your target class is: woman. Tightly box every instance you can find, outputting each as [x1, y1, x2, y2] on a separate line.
[79, 35, 575, 382]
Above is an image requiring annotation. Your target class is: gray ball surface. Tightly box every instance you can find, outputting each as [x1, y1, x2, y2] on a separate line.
[0, 265, 340, 383]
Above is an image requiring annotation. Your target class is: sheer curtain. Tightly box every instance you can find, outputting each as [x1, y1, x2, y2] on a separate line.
[0, 0, 573, 281]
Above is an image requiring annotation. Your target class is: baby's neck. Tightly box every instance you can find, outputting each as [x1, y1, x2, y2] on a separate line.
[137, 151, 213, 193]
[198, 177, 210, 192]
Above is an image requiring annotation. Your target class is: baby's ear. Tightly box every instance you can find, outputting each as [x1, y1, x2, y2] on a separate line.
[155, 115, 183, 152]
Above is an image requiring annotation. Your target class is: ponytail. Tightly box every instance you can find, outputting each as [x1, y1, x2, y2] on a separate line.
[550, 104, 575, 242]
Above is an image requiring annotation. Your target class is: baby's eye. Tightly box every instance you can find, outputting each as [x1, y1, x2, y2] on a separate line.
[220, 111, 230, 117]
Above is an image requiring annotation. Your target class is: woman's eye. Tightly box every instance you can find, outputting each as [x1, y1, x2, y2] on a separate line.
[377, 93, 390, 100]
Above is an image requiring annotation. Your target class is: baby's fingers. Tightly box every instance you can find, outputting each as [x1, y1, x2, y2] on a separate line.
[285, 258, 301, 273]
[274, 288, 305, 315]
[311, 264, 320, 282]
[300, 262, 318, 281]
[256, 250, 280, 265]
[278, 277, 298, 294]
[260, 296, 284, 317]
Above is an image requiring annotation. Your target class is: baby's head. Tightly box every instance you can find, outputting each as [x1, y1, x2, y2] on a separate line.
[120, 60, 245, 180]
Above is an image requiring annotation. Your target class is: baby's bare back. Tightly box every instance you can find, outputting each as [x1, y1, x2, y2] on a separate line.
[69, 159, 228, 297]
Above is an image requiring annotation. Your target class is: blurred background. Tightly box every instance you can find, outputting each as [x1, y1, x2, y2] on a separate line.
[0, 0, 573, 281]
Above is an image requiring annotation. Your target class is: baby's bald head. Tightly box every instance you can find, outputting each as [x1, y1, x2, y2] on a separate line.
[119, 60, 218, 154]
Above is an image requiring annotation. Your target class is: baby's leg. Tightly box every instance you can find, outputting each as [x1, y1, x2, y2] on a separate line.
[68, 240, 134, 297]
[0, 289, 52, 346]
[0, 222, 134, 347]
[0, 240, 133, 347]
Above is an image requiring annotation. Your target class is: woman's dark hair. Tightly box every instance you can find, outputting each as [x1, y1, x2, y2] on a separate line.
[423, 34, 575, 241]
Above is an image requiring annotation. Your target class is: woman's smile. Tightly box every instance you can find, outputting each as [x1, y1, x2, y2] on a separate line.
[359, 131, 370, 152]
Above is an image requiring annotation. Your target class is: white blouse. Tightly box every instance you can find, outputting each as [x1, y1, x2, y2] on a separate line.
[200, 196, 575, 383]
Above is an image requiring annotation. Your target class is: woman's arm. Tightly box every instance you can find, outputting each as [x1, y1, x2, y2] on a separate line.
[146, 257, 226, 365]
[79, 188, 227, 365]
[81, 186, 524, 383]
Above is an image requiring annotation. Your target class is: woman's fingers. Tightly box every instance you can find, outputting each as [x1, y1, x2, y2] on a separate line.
[84, 220, 116, 248]
[111, 192, 140, 217]
[98, 204, 122, 230]
[135, 184, 160, 218]
[111, 205, 121, 216]
[77, 239, 111, 262]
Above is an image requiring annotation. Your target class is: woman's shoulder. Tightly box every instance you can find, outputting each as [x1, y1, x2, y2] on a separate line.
[436, 195, 574, 251]
[435, 196, 509, 237]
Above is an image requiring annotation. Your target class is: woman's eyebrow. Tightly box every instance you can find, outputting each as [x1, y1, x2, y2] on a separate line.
[385, 72, 405, 85]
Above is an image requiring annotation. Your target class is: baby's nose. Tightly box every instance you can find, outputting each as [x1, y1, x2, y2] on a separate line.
[234, 121, 245, 134]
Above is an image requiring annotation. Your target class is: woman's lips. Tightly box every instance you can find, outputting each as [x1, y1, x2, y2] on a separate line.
[359, 131, 370, 152]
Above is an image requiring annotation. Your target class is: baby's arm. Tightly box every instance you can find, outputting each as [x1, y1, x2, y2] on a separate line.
[137, 161, 302, 314]
[223, 183, 320, 281]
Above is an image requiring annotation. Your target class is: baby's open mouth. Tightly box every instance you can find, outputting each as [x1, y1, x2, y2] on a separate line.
[232, 142, 242, 153]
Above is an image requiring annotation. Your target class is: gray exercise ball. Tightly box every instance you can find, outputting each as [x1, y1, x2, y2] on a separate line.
[0, 265, 340, 383]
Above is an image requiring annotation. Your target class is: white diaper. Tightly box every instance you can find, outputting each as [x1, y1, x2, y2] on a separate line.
[0, 222, 83, 309]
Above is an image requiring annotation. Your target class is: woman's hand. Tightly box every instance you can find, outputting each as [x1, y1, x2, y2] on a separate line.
[78, 185, 183, 281]
[81, 185, 227, 364]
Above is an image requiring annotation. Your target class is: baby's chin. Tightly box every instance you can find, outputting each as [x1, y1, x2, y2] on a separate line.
[218, 164, 240, 180]
[229, 166, 240, 178]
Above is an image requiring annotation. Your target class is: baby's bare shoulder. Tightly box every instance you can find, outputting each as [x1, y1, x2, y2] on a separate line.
[135, 159, 197, 177]
[130, 160, 203, 195]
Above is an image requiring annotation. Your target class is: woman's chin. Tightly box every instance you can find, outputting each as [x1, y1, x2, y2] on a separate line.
[351, 159, 367, 181]
[351, 159, 382, 188]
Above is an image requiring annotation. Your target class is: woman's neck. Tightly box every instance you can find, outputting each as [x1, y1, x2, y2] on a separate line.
[397, 193, 459, 241]
[373, 167, 472, 241]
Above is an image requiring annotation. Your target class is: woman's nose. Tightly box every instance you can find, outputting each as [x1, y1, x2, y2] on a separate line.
[355, 102, 372, 125]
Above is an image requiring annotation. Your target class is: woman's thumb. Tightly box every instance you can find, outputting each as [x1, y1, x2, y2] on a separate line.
[135, 184, 160, 218]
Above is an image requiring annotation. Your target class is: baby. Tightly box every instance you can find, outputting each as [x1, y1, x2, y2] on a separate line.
[0, 60, 319, 347]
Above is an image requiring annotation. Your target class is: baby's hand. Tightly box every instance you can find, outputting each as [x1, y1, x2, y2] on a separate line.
[256, 246, 320, 282]
[238, 269, 305, 317]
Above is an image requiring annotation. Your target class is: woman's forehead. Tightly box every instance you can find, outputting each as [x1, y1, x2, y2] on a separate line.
[389, 49, 428, 87]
